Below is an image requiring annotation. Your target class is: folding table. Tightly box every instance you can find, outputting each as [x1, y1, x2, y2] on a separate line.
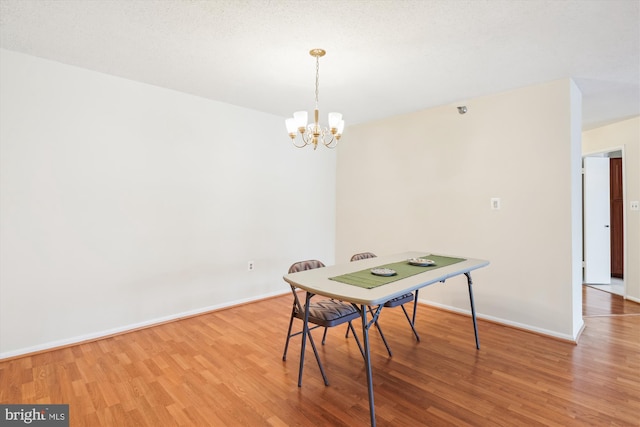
[283, 251, 490, 427]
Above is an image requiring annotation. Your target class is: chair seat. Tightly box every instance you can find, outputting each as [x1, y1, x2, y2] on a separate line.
[384, 293, 413, 308]
[295, 299, 360, 327]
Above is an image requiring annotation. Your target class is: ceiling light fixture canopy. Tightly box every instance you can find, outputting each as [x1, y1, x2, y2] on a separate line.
[285, 49, 344, 150]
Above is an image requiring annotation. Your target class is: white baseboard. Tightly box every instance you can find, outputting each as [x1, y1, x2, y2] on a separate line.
[420, 300, 579, 343]
[0, 288, 290, 360]
[625, 294, 640, 304]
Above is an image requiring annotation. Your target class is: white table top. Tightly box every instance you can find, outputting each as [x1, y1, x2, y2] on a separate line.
[283, 251, 490, 306]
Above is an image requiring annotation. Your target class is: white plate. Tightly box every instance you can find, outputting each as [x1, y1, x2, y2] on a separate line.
[371, 268, 397, 277]
[407, 258, 435, 266]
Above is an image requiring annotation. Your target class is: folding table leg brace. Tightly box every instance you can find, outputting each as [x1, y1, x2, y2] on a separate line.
[400, 289, 420, 341]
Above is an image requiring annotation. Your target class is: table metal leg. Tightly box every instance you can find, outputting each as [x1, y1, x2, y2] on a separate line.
[412, 289, 420, 327]
[464, 272, 480, 349]
[360, 304, 376, 427]
[407, 289, 421, 341]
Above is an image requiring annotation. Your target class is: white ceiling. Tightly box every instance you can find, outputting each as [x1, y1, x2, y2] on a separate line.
[1, 0, 638, 130]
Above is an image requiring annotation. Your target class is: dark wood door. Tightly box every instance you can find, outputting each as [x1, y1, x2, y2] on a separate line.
[610, 158, 623, 278]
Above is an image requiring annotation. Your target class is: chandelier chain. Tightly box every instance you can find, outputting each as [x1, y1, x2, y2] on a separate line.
[315, 55, 320, 109]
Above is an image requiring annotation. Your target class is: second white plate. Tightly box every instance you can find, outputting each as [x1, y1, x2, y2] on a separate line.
[407, 258, 435, 266]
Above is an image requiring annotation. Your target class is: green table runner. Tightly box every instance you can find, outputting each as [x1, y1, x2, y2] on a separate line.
[329, 255, 466, 289]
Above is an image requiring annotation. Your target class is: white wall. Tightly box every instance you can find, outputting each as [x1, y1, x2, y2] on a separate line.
[336, 79, 583, 340]
[583, 117, 640, 302]
[0, 49, 336, 358]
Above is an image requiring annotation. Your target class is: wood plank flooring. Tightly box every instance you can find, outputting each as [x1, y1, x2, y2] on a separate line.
[583, 284, 640, 317]
[1, 286, 639, 426]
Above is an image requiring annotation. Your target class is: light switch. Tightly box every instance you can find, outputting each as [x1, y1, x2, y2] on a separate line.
[491, 198, 501, 210]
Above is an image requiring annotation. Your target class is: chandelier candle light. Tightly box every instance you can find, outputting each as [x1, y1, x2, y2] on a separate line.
[285, 49, 344, 149]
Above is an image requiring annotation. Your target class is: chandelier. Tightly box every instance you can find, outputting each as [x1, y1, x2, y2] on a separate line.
[285, 49, 344, 149]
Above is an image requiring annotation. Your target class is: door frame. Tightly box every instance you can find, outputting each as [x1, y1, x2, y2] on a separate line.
[582, 146, 627, 297]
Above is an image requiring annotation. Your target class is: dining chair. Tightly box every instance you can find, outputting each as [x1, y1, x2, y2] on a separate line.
[282, 259, 364, 386]
[350, 252, 421, 345]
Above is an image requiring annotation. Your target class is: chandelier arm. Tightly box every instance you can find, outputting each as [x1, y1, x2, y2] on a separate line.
[301, 130, 312, 144]
[322, 132, 337, 148]
[294, 133, 309, 148]
[292, 129, 313, 148]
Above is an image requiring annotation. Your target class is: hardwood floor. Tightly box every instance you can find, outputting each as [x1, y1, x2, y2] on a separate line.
[1, 286, 639, 426]
[583, 284, 640, 317]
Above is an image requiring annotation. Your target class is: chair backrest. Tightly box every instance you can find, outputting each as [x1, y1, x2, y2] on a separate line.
[287, 260, 326, 312]
[288, 259, 326, 274]
[350, 252, 377, 262]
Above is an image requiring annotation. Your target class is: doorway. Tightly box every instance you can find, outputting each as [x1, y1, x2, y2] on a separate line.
[583, 149, 625, 297]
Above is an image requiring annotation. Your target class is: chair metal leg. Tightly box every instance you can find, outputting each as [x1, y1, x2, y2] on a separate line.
[298, 292, 329, 387]
[347, 321, 364, 358]
[306, 326, 329, 386]
[346, 324, 368, 353]
[322, 327, 328, 345]
[282, 308, 296, 361]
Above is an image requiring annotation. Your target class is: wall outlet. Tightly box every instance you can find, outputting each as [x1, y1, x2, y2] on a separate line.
[248, 261, 254, 271]
[631, 201, 639, 211]
[491, 197, 501, 210]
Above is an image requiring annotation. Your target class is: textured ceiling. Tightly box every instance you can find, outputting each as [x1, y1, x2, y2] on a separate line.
[0, 0, 638, 130]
